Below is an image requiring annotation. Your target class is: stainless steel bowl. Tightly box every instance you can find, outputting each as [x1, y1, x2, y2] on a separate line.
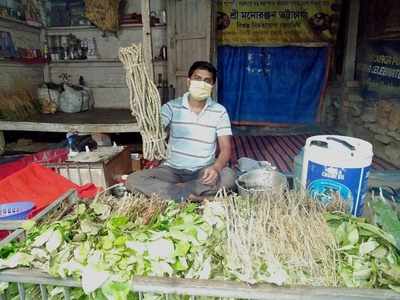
[236, 168, 287, 197]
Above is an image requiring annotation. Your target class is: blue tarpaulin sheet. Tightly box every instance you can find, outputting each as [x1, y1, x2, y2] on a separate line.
[217, 46, 329, 124]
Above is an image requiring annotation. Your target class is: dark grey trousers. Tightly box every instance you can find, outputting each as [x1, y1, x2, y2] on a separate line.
[126, 164, 236, 202]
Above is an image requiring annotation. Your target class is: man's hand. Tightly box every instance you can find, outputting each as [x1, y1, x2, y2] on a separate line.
[201, 166, 219, 185]
[201, 135, 231, 185]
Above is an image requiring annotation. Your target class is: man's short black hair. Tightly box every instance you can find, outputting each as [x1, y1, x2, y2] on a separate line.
[188, 61, 217, 84]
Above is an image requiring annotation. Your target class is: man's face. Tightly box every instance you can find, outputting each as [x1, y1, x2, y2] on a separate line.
[187, 69, 214, 88]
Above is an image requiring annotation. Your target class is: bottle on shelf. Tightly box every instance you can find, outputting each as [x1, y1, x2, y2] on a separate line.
[79, 75, 85, 86]
[58, 36, 65, 60]
[81, 38, 88, 60]
[168, 84, 175, 101]
[161, 10, 167, 25]
[43, 40, 49, 61]
[86, 37, 97, 60]
[60, 35, 69, 60]
[66, 132, 78, 158]
[159, 45, 167, 61]
[162, 79, 168, 104]
[157, 73, 163, 102]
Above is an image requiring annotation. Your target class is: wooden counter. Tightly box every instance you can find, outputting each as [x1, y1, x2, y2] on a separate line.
[0, 108, 139, 133]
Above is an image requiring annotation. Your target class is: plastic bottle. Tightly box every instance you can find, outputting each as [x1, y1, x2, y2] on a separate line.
[79, 76, 85, 86]
[66, 133, 78, 158]
[168, 84, 175, 101]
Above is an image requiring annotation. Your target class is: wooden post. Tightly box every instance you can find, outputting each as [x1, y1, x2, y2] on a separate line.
[0, 131, 4, 155]
[343, 0, 361, 82]
[41, 28, 50, 82]
[167, 0, 177, 89]
[141, 0, 154, 80]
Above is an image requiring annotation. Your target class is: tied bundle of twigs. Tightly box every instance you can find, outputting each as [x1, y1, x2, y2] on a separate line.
[84, 0, 120, 33]
[96, 191, 168, 225]
[0, 89, 38, 121]
[119, 44, 167, 160]
[217, 188, 344, 287]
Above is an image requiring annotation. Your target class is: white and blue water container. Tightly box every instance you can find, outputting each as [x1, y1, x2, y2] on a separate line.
[301, 135, 373, 216]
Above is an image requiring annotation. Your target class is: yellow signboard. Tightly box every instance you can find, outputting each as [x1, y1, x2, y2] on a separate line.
[217, 0, 341, 44]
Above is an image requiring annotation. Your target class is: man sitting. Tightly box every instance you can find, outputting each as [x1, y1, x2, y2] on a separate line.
[126, 61, 235, 201]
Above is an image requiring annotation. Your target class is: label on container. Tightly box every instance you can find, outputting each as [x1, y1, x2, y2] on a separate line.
[306, 161, 370, 216]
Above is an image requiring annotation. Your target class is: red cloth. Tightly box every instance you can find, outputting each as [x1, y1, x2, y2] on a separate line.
[0, 163, 99, 240]
[0, 163, 75, 216]
[0, 148, 68, 181]
[0, 163, 99, 216]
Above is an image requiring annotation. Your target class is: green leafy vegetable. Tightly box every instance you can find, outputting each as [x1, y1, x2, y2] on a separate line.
[371, 199, 400, 251]
[326, 212, 400, 291]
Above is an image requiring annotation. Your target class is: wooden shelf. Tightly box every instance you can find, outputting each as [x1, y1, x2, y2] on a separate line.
[47, 59, 167, 67]
[49, 59, 120, 64]
[0, 59, 45, 68]
[367, 34, 400, 41]
[46, 23, 166, 34]
[0, 16, 42, 34]
[0, 15, 42, 29]
[0, 109, 138, 133]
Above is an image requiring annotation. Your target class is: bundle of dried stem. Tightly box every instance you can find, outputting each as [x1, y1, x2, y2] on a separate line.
[97, 192, 168, 225]
[218, 188, 344, 287]
[0, 89, 38, 120]
[84, 0, 120, 33]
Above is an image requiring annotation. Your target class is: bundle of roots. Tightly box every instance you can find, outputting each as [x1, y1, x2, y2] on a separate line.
[217, 188, 345, 287]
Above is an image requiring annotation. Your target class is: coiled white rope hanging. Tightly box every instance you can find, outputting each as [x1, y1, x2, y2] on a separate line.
[119, 44, 166, 160]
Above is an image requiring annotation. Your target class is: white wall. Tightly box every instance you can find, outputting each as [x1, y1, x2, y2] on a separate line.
[0, 18, 44, 95]
[47, 0, 168, 109]
[0, 0, 168, 109]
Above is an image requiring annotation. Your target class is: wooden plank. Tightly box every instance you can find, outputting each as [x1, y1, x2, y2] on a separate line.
[168, 0, 213, 96]
[130, 276, 399, 300]
[0, 109, 139, 133]
[343, 0, 361, 81]
[210, 0, 218, 67]
[141, 0, 154, 80]
[0, 269, 80, 288]
[0, 61, 44, 68]
[46, 23, 160, 35]
[0, 120, 139, 133]
[221, 42, 330, 48]
[0, 268, 398, 300]
[175, 33, 207, 40]
[205, 0, 212, 62]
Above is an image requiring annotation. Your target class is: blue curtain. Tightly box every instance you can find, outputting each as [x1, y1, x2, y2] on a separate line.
[217, 46, 328, 124]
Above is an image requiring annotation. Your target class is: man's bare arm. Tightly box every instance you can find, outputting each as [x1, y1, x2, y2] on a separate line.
[202, 135, 231, 184]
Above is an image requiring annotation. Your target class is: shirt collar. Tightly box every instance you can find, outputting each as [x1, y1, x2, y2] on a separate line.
[183, 92, 212, 111]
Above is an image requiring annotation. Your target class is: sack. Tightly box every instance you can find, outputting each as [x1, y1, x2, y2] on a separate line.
[59, 84, 93, 113]
[38, 84, 60, 114]
[79, 86, 94, 111]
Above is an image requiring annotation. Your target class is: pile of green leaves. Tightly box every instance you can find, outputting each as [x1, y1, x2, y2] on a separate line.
[325, 197, 400, 292]
[0, 200, 226, 299]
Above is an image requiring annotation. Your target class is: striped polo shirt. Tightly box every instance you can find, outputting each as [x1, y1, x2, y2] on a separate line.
[161, 92, 232, 171]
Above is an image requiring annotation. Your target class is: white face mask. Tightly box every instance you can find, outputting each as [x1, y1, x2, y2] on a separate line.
[188, 80, 213, 101]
